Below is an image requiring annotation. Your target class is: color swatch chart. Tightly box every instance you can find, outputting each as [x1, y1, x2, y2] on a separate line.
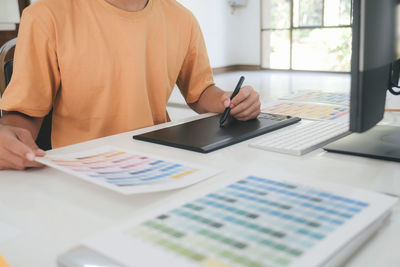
[36, 146, 220, 194]
[262, 102, 349, 121]
[280, 91, 349, 106]
[126, 176, 369, 267]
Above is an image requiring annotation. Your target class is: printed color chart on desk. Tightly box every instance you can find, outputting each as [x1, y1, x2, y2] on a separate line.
[79, 174, 397, 267]
[127, 176, 367, 267]
[280, 91, 349, 106]
[262, 102, 349, 121]
[36, 146, 221, 195]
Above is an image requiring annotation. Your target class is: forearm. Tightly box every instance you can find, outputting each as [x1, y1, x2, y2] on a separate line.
[189, 85, 226, 114]
[0, 112, 43, 140]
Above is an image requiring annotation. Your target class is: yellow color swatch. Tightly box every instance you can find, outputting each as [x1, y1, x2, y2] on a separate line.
[202, 258, 231, 267]
[173, 169, 198, 179]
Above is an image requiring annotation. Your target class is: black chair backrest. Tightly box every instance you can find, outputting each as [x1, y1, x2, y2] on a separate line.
[4, 60, 13, 86]
[4, 60, 53, 150]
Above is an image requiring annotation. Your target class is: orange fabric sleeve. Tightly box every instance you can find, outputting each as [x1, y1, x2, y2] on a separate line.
[0, 4, 60, 117]
[176, 13, 215, 104]
[0, 254, 11, 267]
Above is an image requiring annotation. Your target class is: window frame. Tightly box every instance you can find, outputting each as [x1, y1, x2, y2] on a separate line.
[260, 0, 353, 73]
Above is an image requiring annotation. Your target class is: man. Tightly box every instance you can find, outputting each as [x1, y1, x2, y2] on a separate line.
[0, 0, 261, 170]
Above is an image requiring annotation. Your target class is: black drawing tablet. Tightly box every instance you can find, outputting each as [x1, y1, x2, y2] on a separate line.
[133, 113, 301, 153]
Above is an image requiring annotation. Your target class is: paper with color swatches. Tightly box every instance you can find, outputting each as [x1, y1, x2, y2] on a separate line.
[279, 91, 349, 106]
[36, 146, 221, 195]
[80, 174, 397, 267]
[262, 102, 349, 121]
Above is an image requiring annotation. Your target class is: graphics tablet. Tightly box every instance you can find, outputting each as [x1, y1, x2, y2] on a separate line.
[133, 113, 301, 153]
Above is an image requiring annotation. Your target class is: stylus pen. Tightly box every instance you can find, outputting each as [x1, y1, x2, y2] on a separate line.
[219, 76, 245, 127]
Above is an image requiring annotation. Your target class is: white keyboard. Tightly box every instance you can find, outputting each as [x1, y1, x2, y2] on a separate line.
[249, 120, 350, 156]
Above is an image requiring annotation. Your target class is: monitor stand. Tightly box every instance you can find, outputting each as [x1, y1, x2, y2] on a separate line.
[324, 125, 400, 162]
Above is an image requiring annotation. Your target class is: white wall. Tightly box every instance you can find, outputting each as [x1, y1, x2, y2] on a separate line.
[0, 0, 20, 31]
[227, 0, 261, 66]
[177, 0, 261, 68]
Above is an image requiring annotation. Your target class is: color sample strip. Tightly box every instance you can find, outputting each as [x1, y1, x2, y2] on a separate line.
[40, 148, 200, 187]
[127, 176, 369, 267]
[280, 91, 349, 106]
[262, 102, 349, 121]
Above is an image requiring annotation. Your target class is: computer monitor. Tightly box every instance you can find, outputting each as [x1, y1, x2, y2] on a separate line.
[324, 0, 400, 162]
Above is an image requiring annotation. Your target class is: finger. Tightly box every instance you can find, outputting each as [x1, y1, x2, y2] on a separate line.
[0, 128, 43, 170]
[220, 92, 231, 108]
[236, 108, 261, 121]
[230, 86, 253, 107]
[230, 87, 258, 112]
[35, 148, 46, 157]
[13, 128, 45, 158]
[0, 159, 12, 170]
[230, 92, 260, 117]
[236, 108, 260, 121]
[25, 160, 45, 168]
[15, 128, 39, 150]
[1, 148, 44, 169]
[233, 100, 261, 120]
[0, 153, 27, 170]
[4, 136, 36, 162]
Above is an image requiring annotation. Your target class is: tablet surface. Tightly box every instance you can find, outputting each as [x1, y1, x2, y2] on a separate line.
[133, 113, 301, 153]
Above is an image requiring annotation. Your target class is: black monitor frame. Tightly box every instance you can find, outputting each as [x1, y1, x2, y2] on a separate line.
[350, 0, 397, 133]
[324, 0, 400, 162]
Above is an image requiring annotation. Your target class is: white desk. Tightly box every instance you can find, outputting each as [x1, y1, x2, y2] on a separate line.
[0, 112, 399, 267]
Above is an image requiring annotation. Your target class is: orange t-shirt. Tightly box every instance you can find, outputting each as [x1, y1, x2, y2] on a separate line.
[0, 0, 215, 148]
[0, 254, 11, 267]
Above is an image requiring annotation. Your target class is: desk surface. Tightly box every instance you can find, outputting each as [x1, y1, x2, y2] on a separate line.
[0, 112, 399, 267]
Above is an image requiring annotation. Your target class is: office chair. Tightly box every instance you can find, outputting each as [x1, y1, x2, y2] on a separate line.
[0, 38, 53, 150]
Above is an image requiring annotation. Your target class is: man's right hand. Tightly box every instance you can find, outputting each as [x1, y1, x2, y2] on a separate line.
[0, 125, 45, 170]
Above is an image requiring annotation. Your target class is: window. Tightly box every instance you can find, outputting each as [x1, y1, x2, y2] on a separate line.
[261, 0, 352, 72]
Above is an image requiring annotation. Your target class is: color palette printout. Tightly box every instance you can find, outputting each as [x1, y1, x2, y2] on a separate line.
[79, 174, 397, 267]
[279, 91, 350, 106]
[262, 102, 349, 121]
[36, 146, 221, 195]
